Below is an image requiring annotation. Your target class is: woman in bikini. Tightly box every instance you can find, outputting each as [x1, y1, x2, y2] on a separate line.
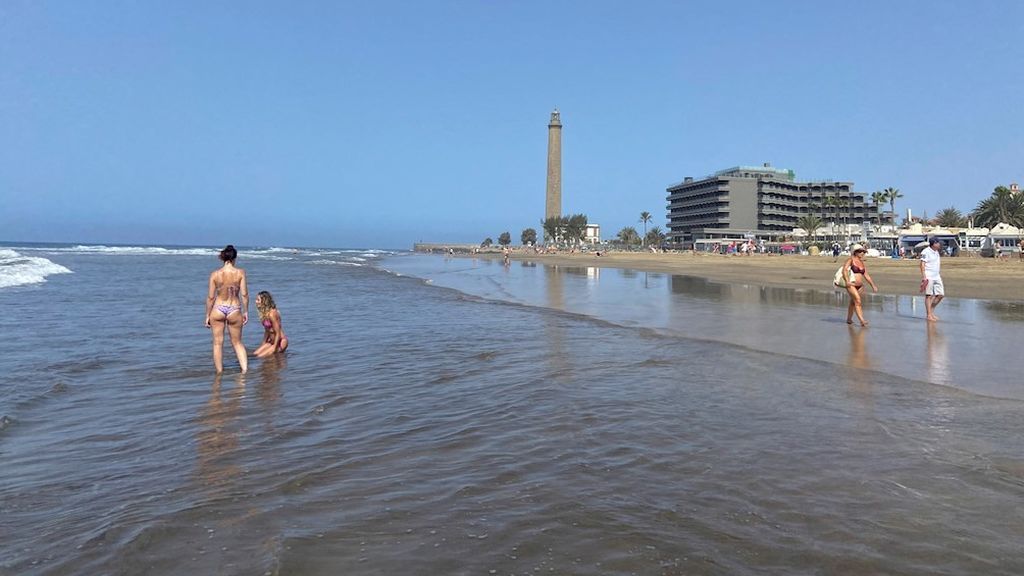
[205, 245, 248, 373]
[842, 244, 878, 327]
[253, 291, 288, 358]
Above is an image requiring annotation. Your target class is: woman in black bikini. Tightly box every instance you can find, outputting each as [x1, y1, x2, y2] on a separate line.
[842, 244, 878, 326]
[205, 245, 249, 373]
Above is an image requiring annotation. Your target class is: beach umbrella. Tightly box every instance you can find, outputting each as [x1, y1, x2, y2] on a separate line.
[913, 240, 929, 253]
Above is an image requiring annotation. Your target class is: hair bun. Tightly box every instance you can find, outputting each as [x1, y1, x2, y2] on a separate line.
[219, 244, 238, 262]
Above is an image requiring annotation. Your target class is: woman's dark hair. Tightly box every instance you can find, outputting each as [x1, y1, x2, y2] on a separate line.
[219, 245, 237, 262]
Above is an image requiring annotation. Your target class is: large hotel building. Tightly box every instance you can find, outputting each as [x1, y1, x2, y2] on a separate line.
[666, 164, 884, 245]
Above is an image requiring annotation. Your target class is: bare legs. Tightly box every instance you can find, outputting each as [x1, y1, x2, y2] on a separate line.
[845, 284, 868, 326]
[925, 294, 944, 322]
[254, 336, 288, 358]
[210, 311, 248, 373]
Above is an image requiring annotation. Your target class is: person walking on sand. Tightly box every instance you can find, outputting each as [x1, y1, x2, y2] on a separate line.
[842, 244, 878, 326]
[920, 237, 944, 322]
[253, 291, 288, 358]
[205, 245, 248, 373]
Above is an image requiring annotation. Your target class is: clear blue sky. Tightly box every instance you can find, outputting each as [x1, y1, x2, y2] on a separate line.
[2, 1, 1022, 249]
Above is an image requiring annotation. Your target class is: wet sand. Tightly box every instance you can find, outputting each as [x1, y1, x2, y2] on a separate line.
[483, 250, 1024, 301]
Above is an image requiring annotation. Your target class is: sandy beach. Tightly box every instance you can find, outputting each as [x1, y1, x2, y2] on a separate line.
[474, 250, 1024, 301]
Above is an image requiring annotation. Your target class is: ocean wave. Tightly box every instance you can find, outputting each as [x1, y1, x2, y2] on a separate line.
[244, 253, 296, 261]
[0, 249, 74, 289]
[7, 244, 399, 260]
[316, 249, 396, 257]
[307, 259, 363, 267]
[26, 245, 217, 256]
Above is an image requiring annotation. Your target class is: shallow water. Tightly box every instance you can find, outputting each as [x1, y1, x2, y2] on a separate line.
[388, 255, 1024, 399]
[2, 246, 1024, 575]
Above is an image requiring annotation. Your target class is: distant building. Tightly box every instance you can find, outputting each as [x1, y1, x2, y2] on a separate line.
[665, 163, 884, 245]
[584, 224, 601, 244]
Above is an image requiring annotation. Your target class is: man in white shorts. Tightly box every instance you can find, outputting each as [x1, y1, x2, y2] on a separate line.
[920, 237, 944, 321]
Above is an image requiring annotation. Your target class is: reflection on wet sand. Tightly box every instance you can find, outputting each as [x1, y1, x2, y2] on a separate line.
[847, 325, 874, 405]
[257, 355, 286, 430]
[386, 255, 1024, 399]
[926, 322, 950, 385]
[544, 267, 569, 381]
[983, 300, 1024, 322]
[195, 374, 245, 491]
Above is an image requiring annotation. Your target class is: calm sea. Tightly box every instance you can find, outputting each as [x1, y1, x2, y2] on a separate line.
[2, 244, 1023, 575]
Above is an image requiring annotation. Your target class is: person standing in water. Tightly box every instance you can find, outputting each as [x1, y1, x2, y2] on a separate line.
[253, 291, 289, 358]
[842, 244, 878, 326]
[920, 237, 945, 322]
[205, 245, 248, 373]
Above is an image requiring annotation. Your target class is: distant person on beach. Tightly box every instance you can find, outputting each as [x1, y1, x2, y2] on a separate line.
[253, 291, 289, 357]
[831, 242, 841, 262]
[842, 244, 878, 327]
[920, 237, 945, 322]
[205, 245, 248, 373]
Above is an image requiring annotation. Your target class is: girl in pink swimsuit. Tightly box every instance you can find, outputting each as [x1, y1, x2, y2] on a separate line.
[254, 291, 289, 358]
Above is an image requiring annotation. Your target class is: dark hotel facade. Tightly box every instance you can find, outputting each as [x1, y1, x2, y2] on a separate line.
[666, 164, 884, 245]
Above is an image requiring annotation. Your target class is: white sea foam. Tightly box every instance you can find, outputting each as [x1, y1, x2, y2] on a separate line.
[308, 259, 363, 267]
[24, 245, 217, 256]
[0, 249, 73, 289]
[8, 244, 398, 261]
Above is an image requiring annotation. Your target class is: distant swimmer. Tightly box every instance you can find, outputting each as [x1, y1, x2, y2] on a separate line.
[205, 245, 249, 373]
[253, 290, 289, 358]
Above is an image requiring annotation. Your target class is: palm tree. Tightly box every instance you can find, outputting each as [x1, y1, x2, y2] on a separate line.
[796, 214, 823, 246]
[644, 226, 666, 248]
[639, 211, 653, 246]
[934, 207, 966, 228]
[835, 197, 850, 230]
[871, 190, 887, 209]
[807, 201, 824, 223]
[520, 228, 537, 246]
[617, 226, 640, 248]
[822, 196, 838, 240]
[870, 190, 887, 226]
[972, 186, 1024, 228]
[884, 187, 903, 221]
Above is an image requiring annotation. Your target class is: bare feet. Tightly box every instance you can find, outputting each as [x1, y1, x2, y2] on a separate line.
[846, 319, 853, 325]
[860, 321, 869, 327]
[926, 315, 939, 322]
